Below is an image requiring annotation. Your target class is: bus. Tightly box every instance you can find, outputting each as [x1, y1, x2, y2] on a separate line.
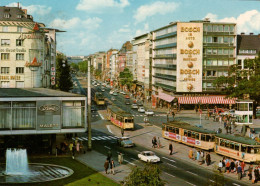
[162, 121, 216, 150]
[107, 105, 134, 130]
[94, 92, 105, 105]
[215, 133, 260, 163]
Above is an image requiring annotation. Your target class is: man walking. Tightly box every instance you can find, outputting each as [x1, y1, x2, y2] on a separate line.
[104, 159, 109, 174]
[121, 128, 124, 137]
[169, 143, 173, 155]
[110, 160, 115, 175]
[118, 152, 123, 165]
[237, 164, 242, 180]
[107, 150, 112, 163]
[206, 152, 211, 166]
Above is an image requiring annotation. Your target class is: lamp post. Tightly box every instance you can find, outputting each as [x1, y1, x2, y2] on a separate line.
[87, 59, 92, 150]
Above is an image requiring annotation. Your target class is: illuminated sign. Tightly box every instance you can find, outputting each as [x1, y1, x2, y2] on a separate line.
[177, 23, 203, 92]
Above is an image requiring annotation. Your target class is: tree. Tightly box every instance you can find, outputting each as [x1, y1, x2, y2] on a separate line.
[123, 164, 165, 186]
[70, 62, 79, 71]
[95, 69, 102, 79]
[78, 60, 88, 73]
[56, 54, 73, 92]
[119, 68, 133, 89]
[213, 52, 260, 117]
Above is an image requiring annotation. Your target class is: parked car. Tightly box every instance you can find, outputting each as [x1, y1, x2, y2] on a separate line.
[117, 137, 134, 147]
[137, 101, 143, 106]
[125, 100, 131, 105]
[138, 107, 145, 113]
[131, 104, 138, 109]
[101, 89, 105, 92]
[109, 90, 114, 94]
[145, 109, 154, 116]
[125, 95, 130, 99]
[113, 92, 118, 96]
[111, 97, 116, 101]
[91, 106, 96, 112]
[138, 151, 160, 163]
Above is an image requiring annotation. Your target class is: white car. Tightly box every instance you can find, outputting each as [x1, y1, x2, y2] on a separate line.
[109, 90, 114, 94]
[138, 151, 160, 163]
[138, 107, 145, 113]
[131, 104, 138, 109]
[120, 91, 126, 95]
[145, 109, 154, 116]
[101, 89, 105, 92]
[113, 92, 118, 96]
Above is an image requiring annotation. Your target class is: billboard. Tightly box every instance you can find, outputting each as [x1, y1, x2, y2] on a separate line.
[176, 22, 203, 92]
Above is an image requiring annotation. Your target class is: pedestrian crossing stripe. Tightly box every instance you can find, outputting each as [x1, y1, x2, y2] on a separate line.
[132, 114, 167, 117]
[73, 136, 119, 141]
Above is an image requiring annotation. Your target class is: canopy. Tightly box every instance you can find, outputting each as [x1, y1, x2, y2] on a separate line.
[178, 96, 236, 105]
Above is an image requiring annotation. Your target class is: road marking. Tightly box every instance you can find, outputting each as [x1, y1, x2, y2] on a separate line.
[99, 112, 104, 120]
[125, 160, 135, 166]
[232, 183, 240, 186]
[92, 137, 99, 140]
[77, 137, 84, 141]
[104, 146, 111, 149]
[109, 136, 118, 139]
[162, 157, 176, 163]
[102, 136, 113, 140]
[209, 179, 215, 183]
[166, 163, 177, 168]
[106, 125, 113, 134]
[135, 150, 141, 153]
[185, 181, 196, 186]
[94, 137, 103, 140]
[186, 171, 197, 176]
[82, 137, 88, 140]
[164, 172, 175, 178]
[130, 158, 137, 161]
[147, 133, 153, 136]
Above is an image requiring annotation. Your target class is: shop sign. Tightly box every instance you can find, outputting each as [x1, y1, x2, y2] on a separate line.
[51, 81, 55, 85]
[39, 104, 60, 112]
[39, 124, 59, 128]
[0, 76, 21, 80]
[0, 48, 26, 53]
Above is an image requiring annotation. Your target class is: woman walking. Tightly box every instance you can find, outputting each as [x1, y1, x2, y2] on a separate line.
[118, 152, 123, 165]
[110, 160, 115, 175]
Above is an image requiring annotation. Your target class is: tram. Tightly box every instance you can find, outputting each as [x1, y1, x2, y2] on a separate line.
[107, 105, 134, 130]
[94, 92, 105, 105]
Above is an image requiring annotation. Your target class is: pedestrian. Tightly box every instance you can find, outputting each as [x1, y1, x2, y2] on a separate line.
[218, 160, 223, 173]
[172, 111, 175, 120]
[169, 143, 173, 155]
[254, 166, 259, 183]
[241, 161, 245, 174]
[230, 159, 235, 173]
[237, 164, 242, 180]
[157, 137, 161, 148]
[225, 159, 230, 173]
[224, 121, 227, 129]
[69, 142, 73, 154]
[248, 164, 253, 180]
[252, 167, 256, 184]
[219, 115, 222, 124]
[121, 128, 124, 137]
[110, 160, 115, 175]
[200, 151, 204, 165]
[118, 152, 123, 165]
[107, 150, 112, 163]
[192, 148, 196, 161]
[196, 150, 200, 161]
[206, 152, 211, 166]
[152, 137, 157, 148]
[76, 141, 80, 154]
[104, 159, 109, 174]
[72, 143, 75, 159]
[189, 149, 193, 159]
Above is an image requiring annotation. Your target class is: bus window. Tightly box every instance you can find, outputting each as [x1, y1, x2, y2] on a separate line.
[230, 142, 234, 149]
[184, 130, 187, 136]
[254, 148, 260, 154]
[225, 141, 230, 148]
[206, 135, 211, 142]
[211, 136, 215, 141]
[172, 128, 176, 133]
[220, 139, 225, 146]
[241, 145, 246, 152]
[168, 127, 173, 132]
[247, 146, 253, 154]
[201, 134, 206, 141]
[235, 144, 240, 151]
[188, 131, 191, 137]
[191, 132, 195, 138]
[125, 119, 133, 123]
[195, 133, 199, 140]
[175, 128, 179, 134]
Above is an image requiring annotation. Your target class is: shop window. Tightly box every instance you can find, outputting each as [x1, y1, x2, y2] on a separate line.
[62, 101, 84, 128]
[1, 81, 9, 88]
[0, 102, 11, 129]
[16, 81, 24, 88]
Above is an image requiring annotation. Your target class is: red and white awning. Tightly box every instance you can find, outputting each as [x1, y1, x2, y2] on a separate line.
[178, 96, 236, 105]
[158, 92, 175, 102]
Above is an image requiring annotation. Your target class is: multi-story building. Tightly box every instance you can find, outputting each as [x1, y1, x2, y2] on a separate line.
[0, 5, 61, 88]
[118, 41, 132, 73]
[109, 50, 118, 87]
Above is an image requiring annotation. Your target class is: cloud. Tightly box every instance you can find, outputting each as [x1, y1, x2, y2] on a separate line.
[76, 0, 129, 11]
[135, 23, 149, 36]
[7, 2, 51, 16]
[204, 10, 260, 34]
[134, 1, 179, 23]
[49, 17, 102, 30]
[119, 28, 131, 33]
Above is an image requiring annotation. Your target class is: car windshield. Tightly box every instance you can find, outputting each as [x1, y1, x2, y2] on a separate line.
[145, 152, 154, 156]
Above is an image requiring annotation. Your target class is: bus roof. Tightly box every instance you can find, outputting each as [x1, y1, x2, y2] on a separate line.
[107, 105, 132, 117]
[216, 133, 260, 146]
[163, 121, 216, 134]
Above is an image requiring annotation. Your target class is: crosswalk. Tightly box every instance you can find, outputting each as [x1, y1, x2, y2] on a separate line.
[132, 114, 167, 117]
[72, 136, 119, 141]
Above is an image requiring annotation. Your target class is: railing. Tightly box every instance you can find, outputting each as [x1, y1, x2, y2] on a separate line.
[154, 82, 176, 91]
[154, 54, 176, 59]
[156, 31, 177, 40]
[155, 43, 177, 49]
[154, 73, 176, 80]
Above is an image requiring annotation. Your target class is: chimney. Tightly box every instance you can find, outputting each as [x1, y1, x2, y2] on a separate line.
[241, 32, 245, 35]
[250, 33, 254, 35]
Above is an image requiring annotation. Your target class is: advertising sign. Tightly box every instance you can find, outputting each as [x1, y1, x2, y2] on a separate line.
[176, 22, 203, 92]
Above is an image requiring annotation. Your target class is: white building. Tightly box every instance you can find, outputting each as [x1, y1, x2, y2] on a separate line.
[110, 50, 118, 86]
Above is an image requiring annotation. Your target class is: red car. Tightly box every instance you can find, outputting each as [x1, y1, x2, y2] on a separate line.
[125, 95, 130, 99]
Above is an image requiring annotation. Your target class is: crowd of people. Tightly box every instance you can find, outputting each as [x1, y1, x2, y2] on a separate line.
[104, 150, 124, 175]
[188, 148, 211, 166]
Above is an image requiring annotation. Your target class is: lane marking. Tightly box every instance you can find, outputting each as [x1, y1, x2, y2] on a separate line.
[77, 137, 84, 141]
[106, 125, 113, 134]
[91, 137, 99, 140]
[209, 179, 215, 183]
[232, 183, 240, 186]
[125, 160, 135, 166]
[99, 112, 104, 120]
[135, 150, 141, 153]
[94, 137, 103, 140]
[164, 172, 175, 178]
[82, 137, 88, 140]
[186, 171, 197, 176]
[162, 157, 176, 163]
[102, 136, 113, 140]
[130, 158, 137, 161]
[109, 136, 118, 139]
[166, 163, 177, 168]
[104, 146, 111, 149]
[185, 181, 196, 186]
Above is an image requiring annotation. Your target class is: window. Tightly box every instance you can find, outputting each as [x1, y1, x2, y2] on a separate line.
[213, 25, 218, 32]
[223, 37, 229, 43]
[213, 37, 218, 43]
[175, 128, 179, 134]
[191, 132, 195, 138]
[207, 37, 212, 43]
[238, 60, 242, 66]
[235, 144, 240, 151]
[1, 39, 10, 46]
[16, 53, 24, 60]
[218, 37, 223, 43]
[224, 25, 229, 32]
[223, 49, 229, 55]
[0, 102, 11, 128]
[1, 81, 9, 88]
[201, 134, 206, 141]
[184, 130, 187, 136]
[229, 49, 233, 55]
[218, 49, 223, 55]
[195, 133, 199, 139]
[207, 25, 212, 32]
[1, 67, 9, 74]
[16, 67, 24, 74]
[4, 14, 10, 18]
[213, 60, 217, 66]
[206, 135, 211, 142]
[2, 26, 8, 32]
[207, 83, 212, 87]
[212, 49, 217, 54]
[1, 53, 10, 60]
[207, 48, 212, 54]
[230, 142, 235, 149]
[230, 25, 234, 32]
[16, 39, 23, 46]
[225, 140, 230, 148]
[220, 139, 225, 146]
[241, 145, 246, 152]
[16, 81, 24, 88]
[188, 131, 191, 137]
[212, 71, 216, 76]
[62, 101, 85, 128]
[218, 60, 223, 66]
[17, 15, 22, 18]
[17, 26, 23, 32]
[218, 25, 223, 32]
[207, 71, 211, 76]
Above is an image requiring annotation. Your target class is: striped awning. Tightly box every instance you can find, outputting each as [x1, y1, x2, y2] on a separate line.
[158, 92, 175, 102]
[178, 96, 236, 105]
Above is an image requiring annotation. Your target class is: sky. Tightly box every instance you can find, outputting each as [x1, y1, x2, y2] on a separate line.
[1, 0, 260, 56]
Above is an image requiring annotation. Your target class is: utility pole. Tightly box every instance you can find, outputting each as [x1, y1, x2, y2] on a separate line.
[87, 59, 92, 150]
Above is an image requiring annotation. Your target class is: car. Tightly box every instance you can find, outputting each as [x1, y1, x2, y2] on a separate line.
[120, 91, 126, 95]
[138, 107, 145, 113]
[94, 84, 98, 87]
[137, 101, 143, 106]
[101, 89, 105, 92]
[138, 151, 160, 163]
[111, 97, 116, 101]
[109, 90, 114, 94]
[145, 109, 154, 116]
[125, 100, 131, 105]
[117, 137, 134, 147]
[131, 104, 138, 109]
[113, 92, 118, 96]
[97, 83, 100, 86]
[91, 106, 96, 112]
[125, 95, 130, 99]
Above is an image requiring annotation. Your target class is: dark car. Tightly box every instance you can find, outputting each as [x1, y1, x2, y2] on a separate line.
[91, 106, 96, 112]
[125, 100, 131, 105]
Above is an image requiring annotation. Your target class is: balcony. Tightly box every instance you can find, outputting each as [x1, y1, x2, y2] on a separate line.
[153, 73, 176, 81]
[203, 43, 235, 47]
[154, 54, 176, 59]
[153, 64, 176, 70]
[155, 32, 177, 40]
[154, 82, 176, 91]
[203, 31, 235, 36]
[154, 43, 177, 50]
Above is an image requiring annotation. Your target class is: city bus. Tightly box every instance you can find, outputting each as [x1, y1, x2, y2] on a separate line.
[94, 92, 105, 105]
[162, 121, 216, 150]
[215, 133, 260, 163]
[107, 105, 134, 130]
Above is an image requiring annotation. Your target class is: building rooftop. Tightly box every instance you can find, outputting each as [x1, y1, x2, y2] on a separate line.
[0, 6, 33, 22]
[237, 34, 260, 54]
[0, 88, 85, 97]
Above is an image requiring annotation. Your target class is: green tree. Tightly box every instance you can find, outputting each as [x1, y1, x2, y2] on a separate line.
[70, 62, 79, 71]
[119, 68, 133, 89]
[78, 60, 88, 73]
[56, 54, 73, 91]
[123, 164, 165, 186]
[95, 69, 102, 79]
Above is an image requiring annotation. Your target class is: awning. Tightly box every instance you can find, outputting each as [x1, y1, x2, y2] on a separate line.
[158, 92, 175, 102]
[178, 96, 236, 105]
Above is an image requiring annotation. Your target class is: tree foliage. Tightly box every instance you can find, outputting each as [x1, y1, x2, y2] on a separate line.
[78, 60, 88, 73]
[56, 54, 73, 92]
[95, 69, 102, 79]
[70, 62, 79, 71]
[119, 68, 133, 89]
[123, 164, 165, 186]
